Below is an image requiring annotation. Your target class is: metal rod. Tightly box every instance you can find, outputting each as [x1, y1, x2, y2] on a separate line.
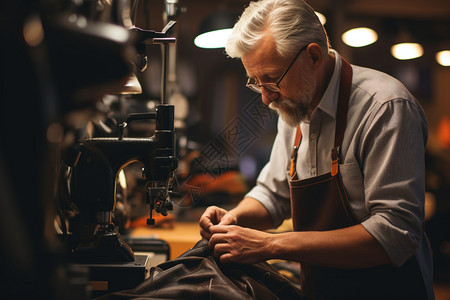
[161, 42, 168, 104]
[153, 37, 176, 105]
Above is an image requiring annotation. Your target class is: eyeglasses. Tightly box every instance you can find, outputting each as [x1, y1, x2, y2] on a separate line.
[246, 45, 308, 93]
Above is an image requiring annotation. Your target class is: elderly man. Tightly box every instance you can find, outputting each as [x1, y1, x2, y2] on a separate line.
[199, 0, 434, 299]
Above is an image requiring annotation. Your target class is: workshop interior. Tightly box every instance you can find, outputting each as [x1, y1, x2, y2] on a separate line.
[1, 0, 450, 299]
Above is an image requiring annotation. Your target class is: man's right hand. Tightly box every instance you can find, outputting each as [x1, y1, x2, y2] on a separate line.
[199, 206, 237, 240]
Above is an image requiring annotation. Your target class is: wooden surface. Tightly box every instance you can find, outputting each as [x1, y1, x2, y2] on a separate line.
[131, 222, 202, 260]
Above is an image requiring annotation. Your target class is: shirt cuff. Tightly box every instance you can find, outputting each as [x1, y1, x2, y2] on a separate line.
[361, 214, 421, 267]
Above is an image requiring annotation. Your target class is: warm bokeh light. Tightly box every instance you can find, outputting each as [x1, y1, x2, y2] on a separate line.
[341, 27, 378, 47]
[23, 16, 44, 47]
[438, 117, 450, 148]
[194, 28, 233, 49]
[436, 50, 450, 66]
[391, 42, 424, 60]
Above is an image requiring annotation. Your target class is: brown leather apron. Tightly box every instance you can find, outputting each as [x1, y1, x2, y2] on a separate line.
[289, 59, 427, 300]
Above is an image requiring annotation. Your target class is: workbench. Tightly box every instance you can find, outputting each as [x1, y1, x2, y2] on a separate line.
[130, 222, 202, 259]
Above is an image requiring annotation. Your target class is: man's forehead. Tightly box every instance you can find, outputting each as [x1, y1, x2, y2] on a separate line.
[241, 33, 285, 78]
[243, 33, 277, 61]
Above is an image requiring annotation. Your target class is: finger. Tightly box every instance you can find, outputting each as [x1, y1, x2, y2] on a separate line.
[209, 225, 230, 234]
[199, 210, 214, 228]
[198, 216, 213, 240]
[218, 252, 234, 264]
[199, 206, 223, 230]
[212, 241, 230, 258]
[200, 227, 212, 240]
[208, 231, 229, 249]
[218, 212, 237, 226]
[199, 217, 213, 233]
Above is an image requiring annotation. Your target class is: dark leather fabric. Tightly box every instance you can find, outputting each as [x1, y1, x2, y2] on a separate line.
[96, 239, 304, 300]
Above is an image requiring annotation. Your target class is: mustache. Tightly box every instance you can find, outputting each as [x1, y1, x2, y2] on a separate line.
[268, 76, 316, 126]
[268, 93, 313, 126]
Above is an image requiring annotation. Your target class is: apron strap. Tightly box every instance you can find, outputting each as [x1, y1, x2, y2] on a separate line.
[334, 57, 352, 148]
[331, 58, 352, 176]
[290, 57, 353, 178]
[289, 125, 302, 178]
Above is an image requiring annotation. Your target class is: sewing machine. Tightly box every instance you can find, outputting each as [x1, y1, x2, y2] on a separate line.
[68, 104, 177, 262]
[61, 104, 176, 298]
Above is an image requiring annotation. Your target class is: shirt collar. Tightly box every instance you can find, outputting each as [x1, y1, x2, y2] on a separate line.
[315, 49, 342, 119]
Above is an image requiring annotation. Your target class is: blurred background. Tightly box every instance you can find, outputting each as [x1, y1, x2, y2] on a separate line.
[1, 0, 449, 298]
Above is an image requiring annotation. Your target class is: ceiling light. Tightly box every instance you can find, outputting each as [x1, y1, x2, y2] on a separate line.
[194, 11, 238, 49]
[341, 27, 378, 47]
[194, 28, 233, 49]
[391, 43, 424, 60]
[391, 26, 423, 60]
[436, 50, 450, 66]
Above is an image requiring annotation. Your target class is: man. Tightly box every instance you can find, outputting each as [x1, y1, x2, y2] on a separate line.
[199, 0, 434, 299]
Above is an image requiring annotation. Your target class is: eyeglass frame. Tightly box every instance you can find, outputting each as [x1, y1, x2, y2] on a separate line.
[246, 45, 308, 93]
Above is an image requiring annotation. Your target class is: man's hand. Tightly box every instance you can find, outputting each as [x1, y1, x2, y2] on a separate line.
[208, 225, 272, 264]
[199, 206, 237, 240]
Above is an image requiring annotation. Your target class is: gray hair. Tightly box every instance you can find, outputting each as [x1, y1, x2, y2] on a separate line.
[225, 0, 330, 59]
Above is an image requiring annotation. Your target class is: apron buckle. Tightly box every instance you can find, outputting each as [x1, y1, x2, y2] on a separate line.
[331, 146, 340, 176]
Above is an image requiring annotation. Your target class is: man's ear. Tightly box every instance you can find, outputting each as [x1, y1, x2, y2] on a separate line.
[305, 43, 323, 69]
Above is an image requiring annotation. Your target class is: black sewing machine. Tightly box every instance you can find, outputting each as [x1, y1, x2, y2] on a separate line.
[65, 104, 177, 296]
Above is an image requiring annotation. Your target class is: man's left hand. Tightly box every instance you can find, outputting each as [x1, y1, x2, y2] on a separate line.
[208, 225, 272, 264]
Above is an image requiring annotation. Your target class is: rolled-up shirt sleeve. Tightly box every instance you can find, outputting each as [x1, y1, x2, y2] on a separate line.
[358, 98, 428, 267]
[245, 119, 293, 228]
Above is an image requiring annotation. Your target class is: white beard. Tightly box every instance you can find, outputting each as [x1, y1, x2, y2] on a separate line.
[269, 77, 316, 127]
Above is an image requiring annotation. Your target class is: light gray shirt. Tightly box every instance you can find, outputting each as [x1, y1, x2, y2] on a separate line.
[246, 51, 433, 299]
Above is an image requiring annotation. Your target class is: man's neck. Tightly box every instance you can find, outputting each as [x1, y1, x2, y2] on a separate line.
[306, 51, 336, 121]
[316, 51, 336, 102]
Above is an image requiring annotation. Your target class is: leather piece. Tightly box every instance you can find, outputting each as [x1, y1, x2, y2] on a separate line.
[96, 239, 304, 300]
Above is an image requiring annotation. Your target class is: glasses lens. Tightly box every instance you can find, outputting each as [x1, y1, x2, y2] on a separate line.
[246, 78, 261, 93]
[262, 84, 280, 93]
[246, 79, 280, 93]
[248, 85, 262, 93]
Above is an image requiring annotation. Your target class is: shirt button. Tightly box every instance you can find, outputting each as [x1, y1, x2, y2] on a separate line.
[311, 133, 317, 140]
[311, 167, 316, 174]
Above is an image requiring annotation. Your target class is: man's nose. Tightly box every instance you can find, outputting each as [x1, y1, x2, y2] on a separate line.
[261, 88, 279, 106]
